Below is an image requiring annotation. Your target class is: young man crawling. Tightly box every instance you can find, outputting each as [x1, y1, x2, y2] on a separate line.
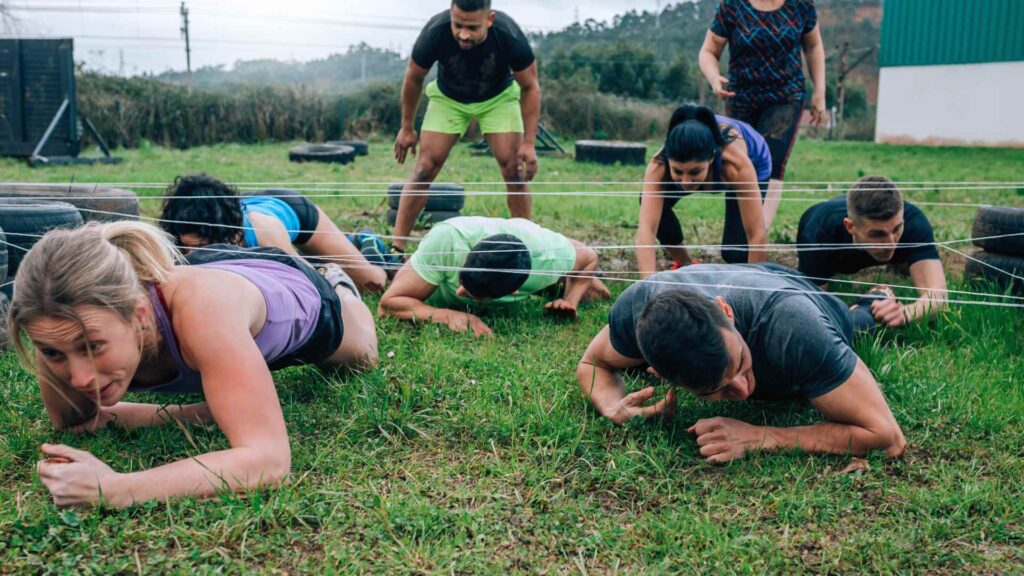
[797, 176, 947, 330]
[577, 263, 906, 462]
[379, 216, 610, 336]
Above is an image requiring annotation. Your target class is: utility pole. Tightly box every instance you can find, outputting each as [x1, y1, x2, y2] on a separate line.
[179, 1, 192, 91]
[574, 5, 580, 24]
[361, 52, 366, 83]
[118, 49, 125, 77]
[655, 0, 662, 28]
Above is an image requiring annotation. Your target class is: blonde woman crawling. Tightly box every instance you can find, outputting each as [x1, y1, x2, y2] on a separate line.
[8, 221, 378, 507]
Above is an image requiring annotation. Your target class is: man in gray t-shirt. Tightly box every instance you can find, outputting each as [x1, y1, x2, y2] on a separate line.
[578, 263, 906, 463]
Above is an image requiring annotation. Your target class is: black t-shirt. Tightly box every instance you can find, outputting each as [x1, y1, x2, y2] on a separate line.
[411, 10, 535, 103]
[608, 264, 857, 401]
[797, 196, 940, 281]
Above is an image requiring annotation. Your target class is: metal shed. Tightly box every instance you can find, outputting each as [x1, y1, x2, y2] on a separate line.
[875, 0, 1024, 147]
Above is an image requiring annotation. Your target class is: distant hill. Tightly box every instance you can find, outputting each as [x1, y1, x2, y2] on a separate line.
[156, 43, 406, 93]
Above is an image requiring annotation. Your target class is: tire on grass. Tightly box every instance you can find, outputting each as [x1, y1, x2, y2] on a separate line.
[971, 205, 1024, 255]
[387, 209, 461, 227]
[288, 144, 357, 165]
[574, 140, 648, 166]
[965, 250, 1024, 296]
[0, 183, 139, 222]
[0, 199, 83, 282]
[386, 183, 466, 212]
[326, 140, 369, 156]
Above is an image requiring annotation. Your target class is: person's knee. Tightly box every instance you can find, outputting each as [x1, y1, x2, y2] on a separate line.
[412, 154, 445, 182]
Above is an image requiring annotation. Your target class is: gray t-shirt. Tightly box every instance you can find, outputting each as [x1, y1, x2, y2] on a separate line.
[608, 264, 857, 400]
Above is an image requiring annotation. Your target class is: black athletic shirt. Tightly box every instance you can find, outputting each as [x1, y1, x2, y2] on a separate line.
[411, 10, 535, 104]
[797, 195, 940, 281]
[608, 264, 857, 401]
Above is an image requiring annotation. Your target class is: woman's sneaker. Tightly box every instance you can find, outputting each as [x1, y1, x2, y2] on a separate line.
[317, 263, 359, 299]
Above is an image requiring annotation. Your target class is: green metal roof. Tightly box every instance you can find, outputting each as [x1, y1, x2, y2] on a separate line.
[880, 0, 1024, 67]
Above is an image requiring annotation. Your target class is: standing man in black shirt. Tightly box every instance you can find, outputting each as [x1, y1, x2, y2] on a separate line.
[797, 176, 948, 330]
[576, 264, 906, 463]
[390, 0, 540, 256]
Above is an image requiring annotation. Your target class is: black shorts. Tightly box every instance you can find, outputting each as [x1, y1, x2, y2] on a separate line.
[185, 245, 343, 369]
[244, 189, 321, 245]
[727, 99, 804, 181]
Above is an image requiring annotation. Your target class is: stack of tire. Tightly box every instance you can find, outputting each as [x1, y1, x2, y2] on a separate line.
[385, 183, 464, 227]
[0, 184, 140, 302]
[288, 140, 369, 165]
[966, 205, 1024, 295]
[575, 140, 648, 166]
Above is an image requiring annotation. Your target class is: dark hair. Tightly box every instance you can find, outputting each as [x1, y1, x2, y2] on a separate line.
[662, 103, 736, 164]
[636, 289, 733, 393]
[459, 234, 531, 299]
[453, 0, 490, 11]
[847, 176, 904, 221]
[160, 174, 244, 246]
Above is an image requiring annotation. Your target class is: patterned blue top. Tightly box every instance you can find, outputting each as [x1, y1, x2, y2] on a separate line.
[711, 0, 818, 108]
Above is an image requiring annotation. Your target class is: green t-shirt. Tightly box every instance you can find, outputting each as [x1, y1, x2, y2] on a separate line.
[410, 217, 577, 307]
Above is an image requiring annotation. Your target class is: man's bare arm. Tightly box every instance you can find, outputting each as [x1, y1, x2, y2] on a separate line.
[690, 359, 906, 462]
[577, 326, 675, 425]
[378, 263, 492, 337]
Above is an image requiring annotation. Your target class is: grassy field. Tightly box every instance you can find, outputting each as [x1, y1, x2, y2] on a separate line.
[1, 140, 1023, 573]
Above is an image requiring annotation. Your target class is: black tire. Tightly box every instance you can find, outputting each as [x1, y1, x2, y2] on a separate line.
[0, 184, 139, 222]
[965, 251, 1024, 295]
[575, 140, 648, 166]
[387, 183, 466, 211]
[387, 209, 461, 227]
[288, 144, 357, 165]
[326, 140, 369, 156]
[0, 199, 84, 280]
[971, 205, 1024, 256]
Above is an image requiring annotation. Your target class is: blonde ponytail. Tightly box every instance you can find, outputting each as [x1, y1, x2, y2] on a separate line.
[7, 221, 184, 370]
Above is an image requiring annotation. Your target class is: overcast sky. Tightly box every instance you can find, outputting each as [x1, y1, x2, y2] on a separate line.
[4, 0, 664, 75]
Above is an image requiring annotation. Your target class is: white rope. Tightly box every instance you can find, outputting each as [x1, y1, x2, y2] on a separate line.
[176, 243, 1024, 309]
[60, 204, 1024, 254]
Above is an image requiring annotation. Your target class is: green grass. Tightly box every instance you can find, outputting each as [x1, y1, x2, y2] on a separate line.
[1, 140, 1023, 573]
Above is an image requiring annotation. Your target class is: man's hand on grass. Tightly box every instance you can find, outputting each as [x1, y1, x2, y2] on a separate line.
[608, 386, 676, 425]
[444, 311, 493, 337]
[688, 417, 769, 463]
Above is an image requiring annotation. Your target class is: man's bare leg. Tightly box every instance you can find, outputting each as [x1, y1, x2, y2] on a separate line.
[393, 131, 460, 250]
[485, 131, 532, 219]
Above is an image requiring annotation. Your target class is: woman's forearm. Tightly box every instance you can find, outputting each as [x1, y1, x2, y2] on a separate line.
[699, 48, 723, 85]
[108, 402, 212, 429]
[108, 444, 291, 507]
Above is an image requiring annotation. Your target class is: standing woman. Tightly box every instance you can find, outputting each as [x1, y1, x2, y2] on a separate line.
[637, 104, 772, 277]
[699, 0, 826, 230]
[9, 221, 378, 507]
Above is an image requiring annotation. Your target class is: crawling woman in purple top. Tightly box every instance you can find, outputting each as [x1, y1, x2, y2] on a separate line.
[7, 221, 378, 508]
[636, 104, 772, 276]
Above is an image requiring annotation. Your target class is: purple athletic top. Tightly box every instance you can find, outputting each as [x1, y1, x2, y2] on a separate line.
[133, 259, 322, 394]
[715, 115, 773, 183]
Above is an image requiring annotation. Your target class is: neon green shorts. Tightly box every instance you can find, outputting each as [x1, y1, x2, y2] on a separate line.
[421, 80, 524, 135]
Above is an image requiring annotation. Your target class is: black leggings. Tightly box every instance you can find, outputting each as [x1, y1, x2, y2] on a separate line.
[727, 99, 804, 181]
[244, 189, 321, 245]
[653, 182, 768, 264]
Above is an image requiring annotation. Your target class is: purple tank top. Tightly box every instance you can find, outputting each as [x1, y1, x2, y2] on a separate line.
[135, 259, 321, 394]
[714, 115, 772, 183]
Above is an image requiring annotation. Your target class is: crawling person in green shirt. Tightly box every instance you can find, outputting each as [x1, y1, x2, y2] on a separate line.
[378, 216, 610, 336]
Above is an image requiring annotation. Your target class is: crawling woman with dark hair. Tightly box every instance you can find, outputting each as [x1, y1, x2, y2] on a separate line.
[636, 104, 772, 276]
[159, 174, 388, 294]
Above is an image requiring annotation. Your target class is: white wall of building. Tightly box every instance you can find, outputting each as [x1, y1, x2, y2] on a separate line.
[875, 61, 1024, 148]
